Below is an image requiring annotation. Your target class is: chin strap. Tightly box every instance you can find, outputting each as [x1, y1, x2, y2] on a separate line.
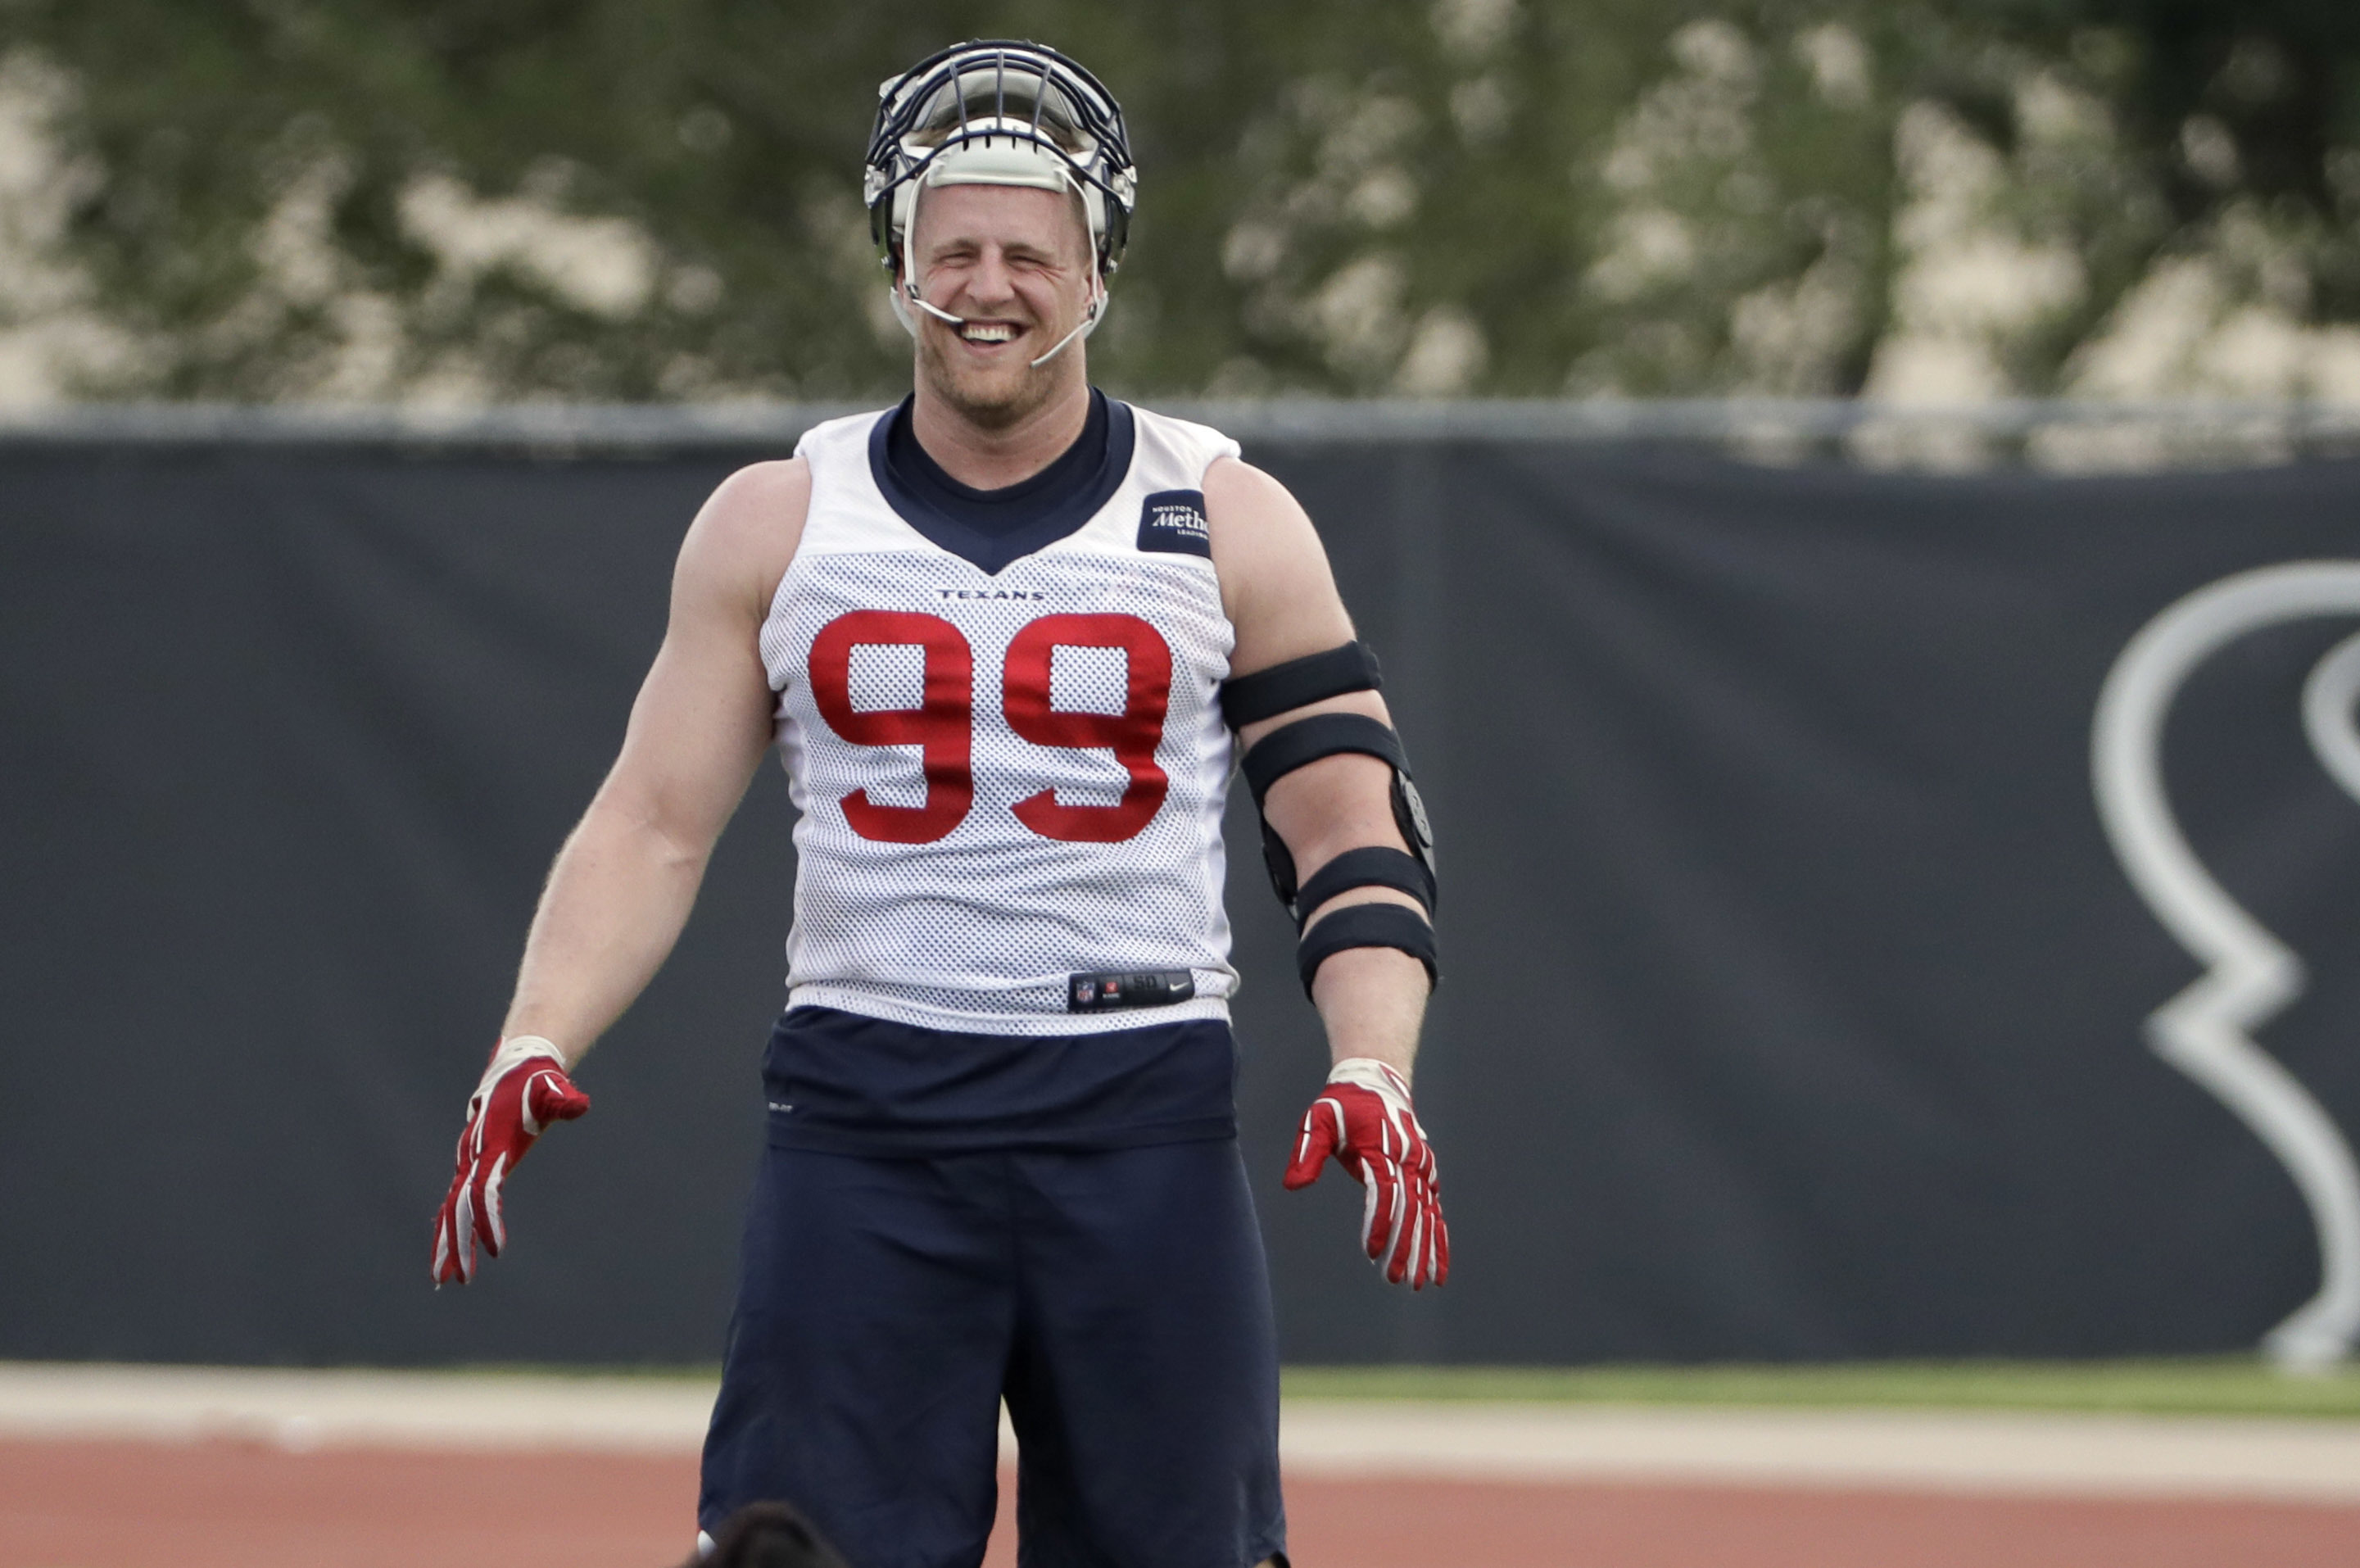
[1022, 284, 1106, 368]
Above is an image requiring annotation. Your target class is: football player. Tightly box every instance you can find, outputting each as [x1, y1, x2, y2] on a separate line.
[431, 40, 1446, 1568]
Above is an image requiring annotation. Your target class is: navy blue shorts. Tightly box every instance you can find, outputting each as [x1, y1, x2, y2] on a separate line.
[698, 1016, 1286, 1568]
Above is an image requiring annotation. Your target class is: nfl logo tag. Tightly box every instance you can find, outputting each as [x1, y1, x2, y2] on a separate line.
[1074, 979, 1094, 1004]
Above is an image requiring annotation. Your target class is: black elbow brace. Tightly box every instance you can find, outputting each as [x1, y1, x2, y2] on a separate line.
[1228, 643, 1438, 992]
[1298, 902, 1438, 994]
[1295, 845, 1435, 923]
[1220, 640, 1384, 727]
[1239, 711, 1438, 919]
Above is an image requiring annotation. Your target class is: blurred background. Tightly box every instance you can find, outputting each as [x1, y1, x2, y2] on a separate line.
[9, 5, 2360, 1566]
[5, 0, 2360, 413]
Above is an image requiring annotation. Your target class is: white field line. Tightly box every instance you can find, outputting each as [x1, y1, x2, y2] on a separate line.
[0, 1363, 717, 1454]
[3, 1366, 2359, 1503]
[1276, 1400, 2360, 1503]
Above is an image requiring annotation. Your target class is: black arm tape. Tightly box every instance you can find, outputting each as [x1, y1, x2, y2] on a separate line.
[1220, 641, 1382, 729]
[1240, 713, 1408, 807]
[1297, 902, 1438, 995]
[1293, 846, 1434, 927]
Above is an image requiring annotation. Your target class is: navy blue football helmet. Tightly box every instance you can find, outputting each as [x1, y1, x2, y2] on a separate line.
[864, 40, 1138, 281]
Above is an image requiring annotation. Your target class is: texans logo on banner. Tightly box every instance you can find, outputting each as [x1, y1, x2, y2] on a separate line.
[1138, 490, 1212, 558]
[2095, 560, 2360, 1367]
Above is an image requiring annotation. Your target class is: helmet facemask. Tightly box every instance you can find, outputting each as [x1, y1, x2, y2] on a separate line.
[866, 42, 1137, 368]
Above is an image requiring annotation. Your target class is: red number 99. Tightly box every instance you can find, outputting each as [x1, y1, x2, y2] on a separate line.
[807, 610, 1175, 845]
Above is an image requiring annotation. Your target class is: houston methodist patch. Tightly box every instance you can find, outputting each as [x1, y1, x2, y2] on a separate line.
[1137, 490, 1212, 558]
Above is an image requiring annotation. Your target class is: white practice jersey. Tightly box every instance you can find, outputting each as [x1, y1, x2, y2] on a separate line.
[759, 401, 1243, 1034]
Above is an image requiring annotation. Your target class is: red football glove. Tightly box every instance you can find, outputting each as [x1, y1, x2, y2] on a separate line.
[430, 1036, 590, 1286]
[1283, 1058, 1449, 1289]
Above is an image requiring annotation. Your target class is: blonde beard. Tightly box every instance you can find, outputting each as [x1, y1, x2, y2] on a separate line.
[911, 303, 1089, 432]
[919, 347, 1070, 431]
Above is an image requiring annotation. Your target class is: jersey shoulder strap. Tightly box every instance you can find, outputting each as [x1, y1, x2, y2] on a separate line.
[1126, 404, 1242, 485]
[1063, 402, 1240, 564]
[790, 408, 887, 465]
[789, 407, 908, 557]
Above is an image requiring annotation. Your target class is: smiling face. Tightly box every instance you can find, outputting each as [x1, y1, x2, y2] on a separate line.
[904, 181, 1098, 430]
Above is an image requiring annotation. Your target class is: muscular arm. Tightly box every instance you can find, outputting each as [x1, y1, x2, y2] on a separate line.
[499, 460, 809, 1066]
[1204, 457, 1429, 1085]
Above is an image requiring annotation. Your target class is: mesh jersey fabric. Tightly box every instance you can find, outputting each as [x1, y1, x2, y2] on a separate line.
[762, 399, 1243, 1036]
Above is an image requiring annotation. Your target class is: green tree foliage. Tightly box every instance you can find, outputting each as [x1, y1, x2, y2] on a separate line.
[4, 0, 2358, 400]
[1998, 1, 2360, 315]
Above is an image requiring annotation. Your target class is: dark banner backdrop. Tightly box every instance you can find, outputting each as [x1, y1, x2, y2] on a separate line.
[6, 430, 2360, 1366]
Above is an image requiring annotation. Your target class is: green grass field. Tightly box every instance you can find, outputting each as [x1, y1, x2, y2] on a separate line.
[481, 1357, 2360, 1420]
[1277, 1360, 2360, 1420]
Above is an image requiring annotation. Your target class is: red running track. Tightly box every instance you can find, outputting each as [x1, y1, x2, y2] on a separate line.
[2, 1439, 2356, 1567]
